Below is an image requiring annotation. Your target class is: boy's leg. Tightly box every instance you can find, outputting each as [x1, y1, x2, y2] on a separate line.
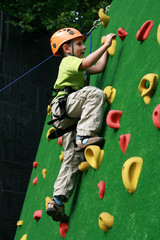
[46, 130, 84, 221]
[66, 86, 106, 150]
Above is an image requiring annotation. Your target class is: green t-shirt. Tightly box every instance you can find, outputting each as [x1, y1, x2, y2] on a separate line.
[54, 56, 86, 91]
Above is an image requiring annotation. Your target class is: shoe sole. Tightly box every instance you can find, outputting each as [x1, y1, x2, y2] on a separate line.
[46, 208, 69, 222]
[75, 137, 105, 152]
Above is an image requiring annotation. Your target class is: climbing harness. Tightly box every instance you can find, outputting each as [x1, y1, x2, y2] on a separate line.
[47, 87, 78, 139]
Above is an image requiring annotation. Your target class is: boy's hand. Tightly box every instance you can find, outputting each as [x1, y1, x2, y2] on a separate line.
[104, 33, 117, 47]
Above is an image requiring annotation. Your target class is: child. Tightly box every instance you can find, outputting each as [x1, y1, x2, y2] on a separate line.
[46, 28, 116, 222]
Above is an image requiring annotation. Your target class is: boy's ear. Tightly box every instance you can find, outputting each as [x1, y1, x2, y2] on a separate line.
[62, 44, 71, 55]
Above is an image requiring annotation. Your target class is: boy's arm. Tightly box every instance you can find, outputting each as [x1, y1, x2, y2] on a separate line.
[80, 33, 116, 74]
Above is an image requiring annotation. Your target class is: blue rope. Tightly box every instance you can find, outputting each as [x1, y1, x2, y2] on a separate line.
[0, 32, 92, 93]
[86, 33, 92, 85]
[0, 55, 53, 93]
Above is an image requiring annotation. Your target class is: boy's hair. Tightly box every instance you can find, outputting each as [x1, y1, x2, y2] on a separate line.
[58, 40, 72, 57]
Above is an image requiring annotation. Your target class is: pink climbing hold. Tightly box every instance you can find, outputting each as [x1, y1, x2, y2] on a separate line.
[152, 104, 160, 129]
[58, 136, 63, 146]
[97, 180, 105, 199]
[118, 27, 128, 41]
[119, 134, 131, 154]
[59, 222, 69, 238]
[136, 20, 154, 41]
[106, 110, 123, 129]
[32, 177, 38, 186]
[33, 161, 38, 168]
[33, 210, 42, 221]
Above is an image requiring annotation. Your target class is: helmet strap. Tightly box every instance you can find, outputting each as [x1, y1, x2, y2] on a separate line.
[71, 40, 74, 56]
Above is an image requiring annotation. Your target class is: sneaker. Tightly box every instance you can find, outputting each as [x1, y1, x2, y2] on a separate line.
[75, 136, 105, 152]
[46, 199, 69, 222]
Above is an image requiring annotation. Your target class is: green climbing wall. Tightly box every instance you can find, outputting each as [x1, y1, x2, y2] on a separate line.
[15, 0, 160, 239]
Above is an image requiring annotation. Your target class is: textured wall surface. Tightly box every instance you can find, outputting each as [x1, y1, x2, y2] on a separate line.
[15, 0, 160, 239]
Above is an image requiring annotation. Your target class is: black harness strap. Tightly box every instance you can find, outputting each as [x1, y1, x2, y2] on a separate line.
[47, 87, 77, 138]
[48, 124, 77, 139]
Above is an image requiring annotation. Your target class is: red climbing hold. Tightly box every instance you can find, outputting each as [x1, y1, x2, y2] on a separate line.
[119, 134, 131, 154]
[152, 104, 160, 129]
[136, 20, 154, 41]
[33, 210, 42, 221]
[32, 177, 38, 186]
[59, 222, 69, 238]
[106, 110, 123, 129]
[118, 27, 128, 41]
[58, 136, 63, 146]
[98, 180, 105, 199]
[33, 161, 38, 168]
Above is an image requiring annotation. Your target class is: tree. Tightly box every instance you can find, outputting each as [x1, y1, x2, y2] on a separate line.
[0, 0, 112, 34]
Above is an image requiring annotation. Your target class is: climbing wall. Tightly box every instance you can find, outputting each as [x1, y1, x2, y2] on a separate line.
[14, 0, 160, 239]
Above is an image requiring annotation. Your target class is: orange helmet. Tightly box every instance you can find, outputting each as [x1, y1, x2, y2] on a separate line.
[50, 27, 84, 56]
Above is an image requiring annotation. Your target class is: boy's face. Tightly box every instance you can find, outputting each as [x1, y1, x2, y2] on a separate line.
[71, 37, 86, 58]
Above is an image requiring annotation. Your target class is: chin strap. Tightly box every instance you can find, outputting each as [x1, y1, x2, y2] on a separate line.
[71, 40, 74, 56]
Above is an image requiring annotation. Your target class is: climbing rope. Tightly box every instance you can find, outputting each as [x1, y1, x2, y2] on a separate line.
[0, 55, 53, 93]
[0, 4, 111, 93]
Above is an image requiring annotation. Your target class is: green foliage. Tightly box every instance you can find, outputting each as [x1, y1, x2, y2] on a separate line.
[0, 0, 112, 34]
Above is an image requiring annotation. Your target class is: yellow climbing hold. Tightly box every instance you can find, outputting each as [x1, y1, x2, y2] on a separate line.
[122, 157, 143, 194]
[99, 212, 114, 232]
[101, 36, 105, 45]
[157, 24, 160, 44]
[103, 86, 116, 104]
[47, 105, 52, 116]
[46, 127, 55, 141]
[107, 38, 116, 56]
[17, 220, 23, 226]
[45, 196, 51, 210]
[20, 234, 27, 240]
[42, 168, 47, 179]
[138, 73, 158, 105]
[78, 161, 90, 172]
[98, 8, 110, 27]
[84, 145, 104, 170]
[59, 151, 64, 163]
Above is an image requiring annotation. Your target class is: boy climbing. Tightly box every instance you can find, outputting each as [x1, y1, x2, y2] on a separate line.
[46, 28, 116, 222]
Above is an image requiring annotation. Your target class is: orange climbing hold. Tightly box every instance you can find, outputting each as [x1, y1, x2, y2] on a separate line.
[33, 210, 42, 221]
[59, 222, 69, 238]
[98, 180, 105, 199]
[152, 104, 160, 129]
[32, 177, 38, 186]
[58, 136, 63, 146]
[136, 20, 154, 41]
[119, 134, 131, 154]
[106, 110, 123, 129]
[118, 27, 128, 41]
[33, 161, 38, 168]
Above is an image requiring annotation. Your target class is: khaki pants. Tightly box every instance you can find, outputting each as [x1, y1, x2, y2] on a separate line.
[52, 86, 106, 201]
